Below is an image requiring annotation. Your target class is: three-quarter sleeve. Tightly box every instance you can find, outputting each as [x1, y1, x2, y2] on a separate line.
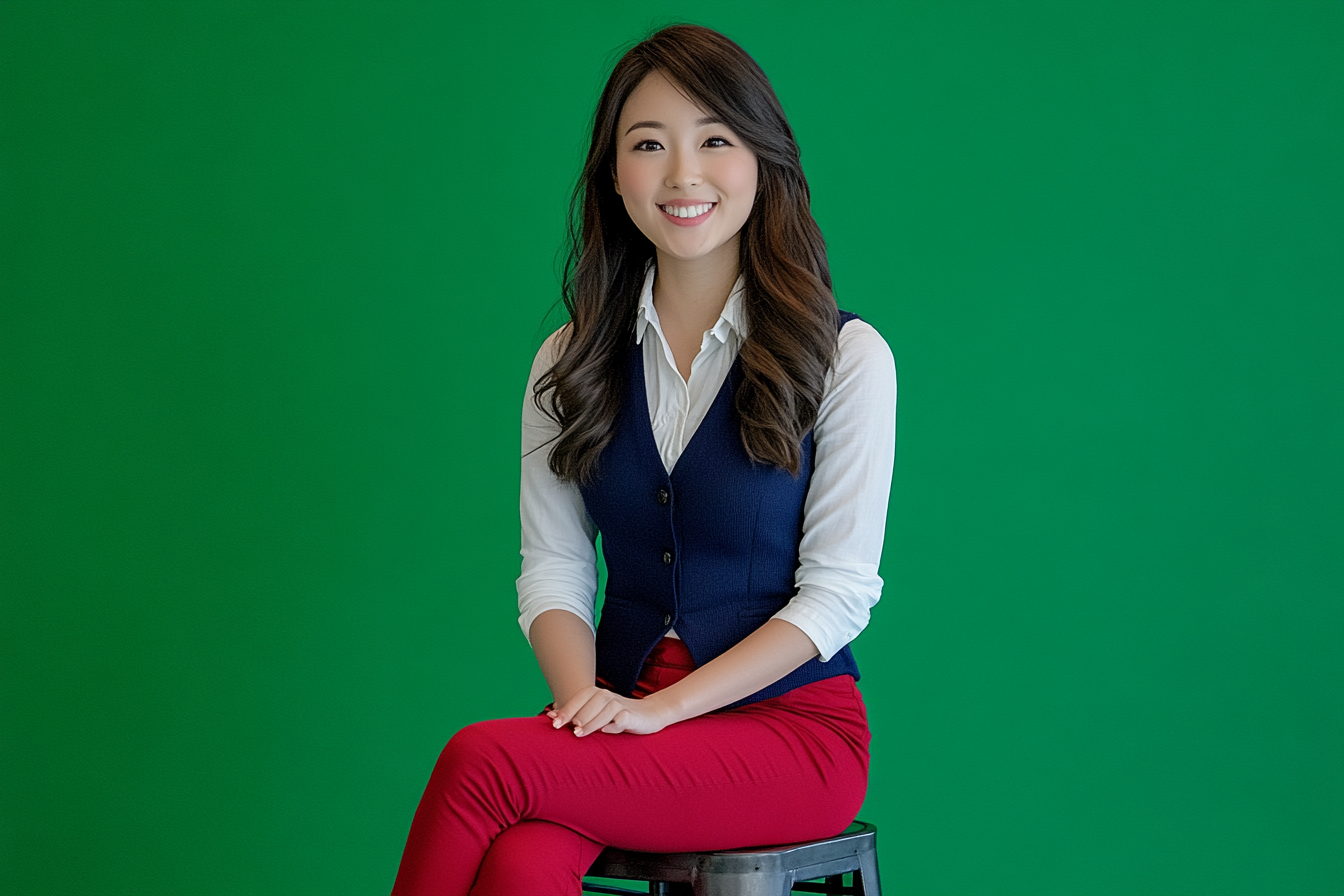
[772, 320, 897, 661]
[516, 329, 600, 642]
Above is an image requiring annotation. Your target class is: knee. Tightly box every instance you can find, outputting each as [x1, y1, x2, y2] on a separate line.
[428, 716, 556, 804]
[481, 820, 584, 870]
[433, 719, 512, 782]
[471, 821, 602, 896]
[443, 719, 509, 758]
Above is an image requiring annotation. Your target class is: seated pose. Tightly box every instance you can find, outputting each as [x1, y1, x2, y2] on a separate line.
[392, 23, 896, 896]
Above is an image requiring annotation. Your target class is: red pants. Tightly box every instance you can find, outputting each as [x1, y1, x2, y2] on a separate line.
[391, 638, 870, 896]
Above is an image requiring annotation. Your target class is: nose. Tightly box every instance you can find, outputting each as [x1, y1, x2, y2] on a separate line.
[664, 145, 702, 190]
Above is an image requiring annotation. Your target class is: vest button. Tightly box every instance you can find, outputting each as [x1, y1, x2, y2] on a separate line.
[662, 551, 673, 565]
[663, 614, 671, 625]
[656, 488, 669, 505]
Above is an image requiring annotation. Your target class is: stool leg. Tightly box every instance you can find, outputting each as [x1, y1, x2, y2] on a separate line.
[853, 849, 881, 896]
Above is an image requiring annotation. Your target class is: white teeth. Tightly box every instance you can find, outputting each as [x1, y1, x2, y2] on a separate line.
[662, 203, 713, 218]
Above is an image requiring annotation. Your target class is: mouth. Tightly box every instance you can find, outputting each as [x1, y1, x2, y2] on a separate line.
[658, 202, 716, 225]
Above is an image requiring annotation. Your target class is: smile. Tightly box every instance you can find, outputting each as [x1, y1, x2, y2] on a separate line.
[658, 202, 716, 224]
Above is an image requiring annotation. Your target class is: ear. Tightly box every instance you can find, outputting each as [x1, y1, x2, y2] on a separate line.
[612, 168, 621, 196]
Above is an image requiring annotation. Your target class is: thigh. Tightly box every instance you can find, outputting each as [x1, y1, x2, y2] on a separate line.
[459, 678, 868, 853]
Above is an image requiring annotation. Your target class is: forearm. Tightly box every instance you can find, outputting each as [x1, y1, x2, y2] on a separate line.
[649, 619, 819, 723]
[528, 609, 597, 706]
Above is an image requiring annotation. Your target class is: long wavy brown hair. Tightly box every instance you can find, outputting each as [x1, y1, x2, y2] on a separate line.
[536, 23, 839, 483]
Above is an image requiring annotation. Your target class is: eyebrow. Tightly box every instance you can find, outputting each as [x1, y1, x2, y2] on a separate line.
[624, 116, 724, 135]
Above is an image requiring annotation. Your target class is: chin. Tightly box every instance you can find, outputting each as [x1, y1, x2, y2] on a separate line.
[662, 234, 732, 259]
[661, 247, 716, 263]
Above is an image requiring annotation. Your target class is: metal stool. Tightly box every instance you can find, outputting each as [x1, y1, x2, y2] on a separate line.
[582, 820, 880, 896]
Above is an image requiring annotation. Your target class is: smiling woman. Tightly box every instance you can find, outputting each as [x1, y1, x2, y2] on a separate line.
[390, 23, 896, 896]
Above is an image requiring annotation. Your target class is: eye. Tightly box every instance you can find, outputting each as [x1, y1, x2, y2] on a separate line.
[633, 139, 663, 151]
[705, 136, 732, 147]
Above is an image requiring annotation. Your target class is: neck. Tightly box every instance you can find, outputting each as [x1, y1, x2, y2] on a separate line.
[651, 237, 741, 335]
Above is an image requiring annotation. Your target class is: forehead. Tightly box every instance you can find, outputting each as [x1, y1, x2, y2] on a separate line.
[618, 71, 713, 127]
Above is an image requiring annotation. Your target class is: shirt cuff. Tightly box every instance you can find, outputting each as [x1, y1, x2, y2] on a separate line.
[517, 598, 596, 644]
[772, 584, 874, 663]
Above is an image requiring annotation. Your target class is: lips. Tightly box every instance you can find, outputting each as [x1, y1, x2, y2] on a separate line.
[659, 202, 715, 218]
[658, 202, 716, 225]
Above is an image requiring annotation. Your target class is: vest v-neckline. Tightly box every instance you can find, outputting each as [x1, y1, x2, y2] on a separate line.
[632, 341, 741, 479]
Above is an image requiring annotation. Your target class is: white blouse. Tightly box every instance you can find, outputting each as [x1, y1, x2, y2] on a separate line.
[517, 262, 897, 663]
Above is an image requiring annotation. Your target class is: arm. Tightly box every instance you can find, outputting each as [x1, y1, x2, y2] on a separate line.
[517, 328, 603, 704]
[650, 618, 817, 718]
[775, 319, 897, 660]
[528, 608, 597, 708]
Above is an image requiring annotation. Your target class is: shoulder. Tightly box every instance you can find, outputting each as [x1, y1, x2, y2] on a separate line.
[833, 317, 896, 389]
[528, 323, 574, 382]
[814, 315, 896, 433]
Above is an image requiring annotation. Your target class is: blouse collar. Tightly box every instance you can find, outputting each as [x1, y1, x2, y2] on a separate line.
[635, 259, 747, 346]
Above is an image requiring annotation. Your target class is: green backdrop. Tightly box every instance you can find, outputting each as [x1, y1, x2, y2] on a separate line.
[2, 2, 1340, 894]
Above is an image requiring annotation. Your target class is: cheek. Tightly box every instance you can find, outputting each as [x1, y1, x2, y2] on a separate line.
[614, 161, 659, 236]
[739, 161, 760, 196]
[616, 157, 655, 200]
[724, 159, 759, 218]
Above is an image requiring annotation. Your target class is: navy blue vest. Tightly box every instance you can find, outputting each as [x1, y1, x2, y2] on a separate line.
[578, 313, 862, 709]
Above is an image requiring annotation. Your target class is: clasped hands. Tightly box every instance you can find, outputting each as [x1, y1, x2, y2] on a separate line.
[548, 685, 678, 737]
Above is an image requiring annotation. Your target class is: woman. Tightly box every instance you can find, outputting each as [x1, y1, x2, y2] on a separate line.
[392, 23, 896, 896]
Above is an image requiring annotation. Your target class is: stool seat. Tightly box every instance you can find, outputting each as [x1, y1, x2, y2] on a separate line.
[582, 820, 880, 896]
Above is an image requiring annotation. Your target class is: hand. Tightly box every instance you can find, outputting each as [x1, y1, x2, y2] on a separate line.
[548, 685, 676, 736]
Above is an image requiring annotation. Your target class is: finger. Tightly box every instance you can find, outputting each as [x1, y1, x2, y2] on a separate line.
[606, 707, 664, 736]
[600, 709, 632, 735]
[552, 690, 597, 728]
[573, 700, 624, 737]
[553, 704, 585, 730]
[569, 693, 617, 733]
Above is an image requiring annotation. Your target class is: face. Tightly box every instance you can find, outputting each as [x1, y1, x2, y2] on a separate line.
[613, 71, 759, 267]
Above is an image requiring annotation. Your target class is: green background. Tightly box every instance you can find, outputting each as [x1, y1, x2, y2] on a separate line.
[2, 1, 1341, 893]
